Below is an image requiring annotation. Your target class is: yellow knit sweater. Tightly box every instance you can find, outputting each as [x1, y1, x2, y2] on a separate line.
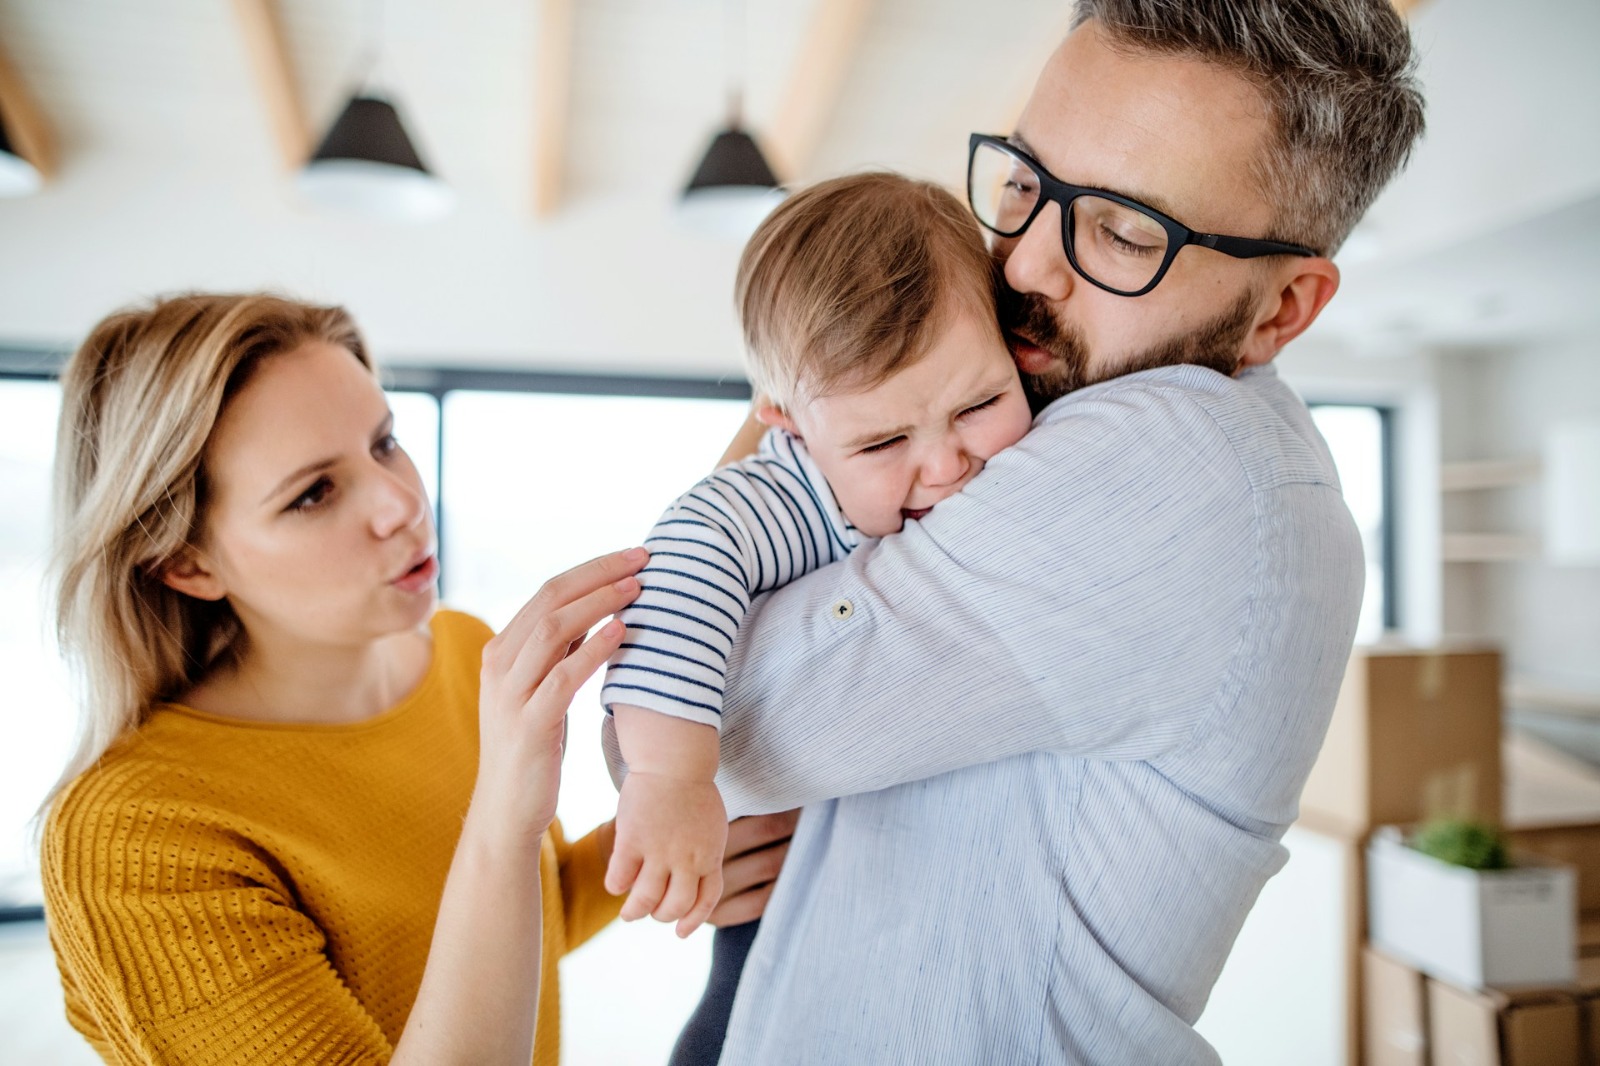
[42, 609, 622, 1065]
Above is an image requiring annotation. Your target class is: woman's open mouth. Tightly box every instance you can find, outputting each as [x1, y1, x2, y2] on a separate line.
[392, 553, 439, 593]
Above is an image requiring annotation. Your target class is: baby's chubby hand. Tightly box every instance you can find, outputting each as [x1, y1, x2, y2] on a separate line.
[606, 773, 729, 938]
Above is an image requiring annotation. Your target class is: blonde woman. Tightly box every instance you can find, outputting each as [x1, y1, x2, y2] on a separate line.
[39, 293, 794, 1065]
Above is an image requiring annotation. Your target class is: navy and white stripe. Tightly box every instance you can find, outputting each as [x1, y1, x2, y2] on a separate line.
[601, 429, 861, 728]
[607, 364, 1365, 1065]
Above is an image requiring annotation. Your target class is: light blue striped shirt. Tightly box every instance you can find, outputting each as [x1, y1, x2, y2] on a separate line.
[690, 364, 1364, 1064]
[601, 428, 860, 726]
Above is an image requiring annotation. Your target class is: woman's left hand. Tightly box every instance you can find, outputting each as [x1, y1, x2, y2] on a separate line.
[471, 547, 648, 844]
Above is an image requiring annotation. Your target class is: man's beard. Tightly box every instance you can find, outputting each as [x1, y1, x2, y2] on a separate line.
[997, 285, 1258, 413]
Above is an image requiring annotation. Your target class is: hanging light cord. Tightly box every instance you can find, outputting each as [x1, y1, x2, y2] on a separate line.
[724, 0, 746, 129]
[353, 0, 386, 97]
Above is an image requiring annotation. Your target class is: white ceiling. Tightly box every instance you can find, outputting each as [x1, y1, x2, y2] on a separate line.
[0, 0, 1065, 210]
[1, 0, 1597, 368]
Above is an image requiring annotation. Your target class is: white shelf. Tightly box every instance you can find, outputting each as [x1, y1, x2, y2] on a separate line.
[1441, 532, 1539, 562]
[1440, 457, 1540, 491]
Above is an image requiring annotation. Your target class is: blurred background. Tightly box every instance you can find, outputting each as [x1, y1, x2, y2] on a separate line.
[1, 0, 1597, 1063]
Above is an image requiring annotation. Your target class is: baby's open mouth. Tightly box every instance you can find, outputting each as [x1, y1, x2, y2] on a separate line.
[901, 506, 933, 522]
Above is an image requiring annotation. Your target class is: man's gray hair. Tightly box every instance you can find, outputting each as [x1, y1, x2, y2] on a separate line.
[1072, 0, 1425, 255]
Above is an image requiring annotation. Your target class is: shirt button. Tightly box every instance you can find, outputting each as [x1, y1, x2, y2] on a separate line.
[830, 599, 854, 621]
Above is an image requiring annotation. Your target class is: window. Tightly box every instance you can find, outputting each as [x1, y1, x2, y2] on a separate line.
[0, 361, 751, 1059]
[0, 378, 71, 914]
[425, 389, 752, 1063]
[1, 360, 1398, 1062]
[1309, 404, 1396, 643]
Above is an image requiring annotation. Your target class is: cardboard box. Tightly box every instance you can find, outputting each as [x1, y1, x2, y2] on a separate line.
[1427, 979, 1582, 1066]
[1367, 950, 1600, 1065]
[1508, 822, 1600, 915]
[1582, 915, 1600, 959]
[1580, 956, 1600, 1065]
[1301, 645, 1503, 837]
[1586, 999, 1599, 1066]
[1509, 821, 1600, 966]
[1369, 827, 1578, 989]
[1366, 945, 1429, 1066]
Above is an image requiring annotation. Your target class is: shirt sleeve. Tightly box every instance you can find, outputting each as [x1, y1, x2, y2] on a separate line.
[600, 429, 857, 729]
[549, 820, 624, 951]
[44, 802, 393, 1065]
[712, 380, 1280, 816]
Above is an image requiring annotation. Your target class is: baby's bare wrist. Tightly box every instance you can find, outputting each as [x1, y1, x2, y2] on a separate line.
[627, 765, 718, 786]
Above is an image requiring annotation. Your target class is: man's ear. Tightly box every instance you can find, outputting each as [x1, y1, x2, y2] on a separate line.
[1238, 257, 1341, 368]
[157, 549, 227, 602]
[755, 404, 800, 437]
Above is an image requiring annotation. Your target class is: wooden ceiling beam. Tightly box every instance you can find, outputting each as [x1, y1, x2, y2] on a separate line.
[232, 0, 312, 169]
[532, 0, 574, 217]
[766, 0, 875, 182]
[0, 40, 59, 179]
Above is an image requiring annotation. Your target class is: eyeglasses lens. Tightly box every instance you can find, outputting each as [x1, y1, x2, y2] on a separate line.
[969, 140, 1039, 235]
[970, 140, 1171, 294]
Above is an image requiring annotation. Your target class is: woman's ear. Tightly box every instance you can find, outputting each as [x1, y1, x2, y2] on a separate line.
[756, 405, 799, 437]
[158, 550, 227, 602]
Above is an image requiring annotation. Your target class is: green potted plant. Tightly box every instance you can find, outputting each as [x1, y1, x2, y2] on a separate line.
[1368, 818, 1576, 988]
[1410, 817, 1510, 871]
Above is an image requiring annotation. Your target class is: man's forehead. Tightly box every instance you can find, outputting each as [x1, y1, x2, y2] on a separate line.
[1015, 21, 1273, 231]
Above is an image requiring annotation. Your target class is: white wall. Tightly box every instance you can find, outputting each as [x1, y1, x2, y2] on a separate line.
[1359, 0, 1600, 259]
[1280, 338, 1443, 642]
[1438, 336, 1600, 696]
[0, 149, 751, 377]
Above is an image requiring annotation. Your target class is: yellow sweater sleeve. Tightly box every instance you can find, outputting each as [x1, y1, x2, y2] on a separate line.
[42, 611, 626, 1066]
[44, 793, 392, 1065]
[551, 820, 624, 952]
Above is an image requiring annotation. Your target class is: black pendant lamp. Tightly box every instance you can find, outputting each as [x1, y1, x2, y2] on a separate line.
[297, 93, 453, 220]
[685, 127, 779, 194]
[0, 105, 43, 198]
[295, 1, 453, 221]
[680, 0, 784, 235]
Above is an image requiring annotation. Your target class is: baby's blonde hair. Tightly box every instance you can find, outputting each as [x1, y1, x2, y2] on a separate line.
[736, 172, 1000, 410]
[44, 292, 368, 810]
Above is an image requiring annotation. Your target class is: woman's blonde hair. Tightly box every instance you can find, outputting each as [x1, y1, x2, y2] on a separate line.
[44, 292, 369, 808]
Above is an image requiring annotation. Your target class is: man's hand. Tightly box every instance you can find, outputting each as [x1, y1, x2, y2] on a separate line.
[606, 773, 729, 937]
[709, 810, 799, 928]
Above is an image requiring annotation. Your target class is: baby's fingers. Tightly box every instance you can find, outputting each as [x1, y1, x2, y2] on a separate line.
[605, 846, 643, 898]
[652, 868, 703, 926]
[675, 872, 723, 939]
[622, 864, 668, 922]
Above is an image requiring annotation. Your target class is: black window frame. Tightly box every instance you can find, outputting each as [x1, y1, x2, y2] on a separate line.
[1, 346, 1400, 924]
[0, 347, 752, 923]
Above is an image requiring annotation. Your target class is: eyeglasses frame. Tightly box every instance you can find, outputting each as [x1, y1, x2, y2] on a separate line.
[967, 133, 1319, 298]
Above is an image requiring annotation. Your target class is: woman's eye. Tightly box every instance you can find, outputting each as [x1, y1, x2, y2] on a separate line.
[858, 436, 904, 455]
[288, 477, 333, 512]
[959, 395, 1001, 418]
[373, 433, 399, 459]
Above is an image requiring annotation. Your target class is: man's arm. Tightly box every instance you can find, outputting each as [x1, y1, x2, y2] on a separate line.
[714, 375, 1335, 815]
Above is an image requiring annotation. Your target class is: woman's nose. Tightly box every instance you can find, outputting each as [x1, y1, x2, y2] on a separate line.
[1002, 201, 1075, 304]
[371, 466, 428, 538]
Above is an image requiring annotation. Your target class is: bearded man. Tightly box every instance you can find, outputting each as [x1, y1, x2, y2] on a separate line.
[635, 2, 1425, 1062]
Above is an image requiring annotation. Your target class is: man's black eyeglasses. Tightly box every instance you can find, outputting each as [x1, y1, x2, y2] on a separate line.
[967, 133, 1318, 298]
